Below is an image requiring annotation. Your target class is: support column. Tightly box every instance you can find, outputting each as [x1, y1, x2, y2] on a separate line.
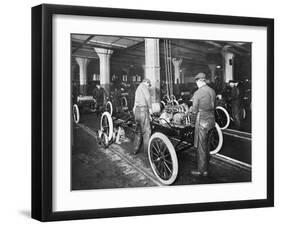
[144, 38, 160, 103]
[223, 52, 235, 82]
[75, 57, 89, 95]
[208, 64, 217, 82]
[95, 48, 113, 94]
[172, 58, 183, 84]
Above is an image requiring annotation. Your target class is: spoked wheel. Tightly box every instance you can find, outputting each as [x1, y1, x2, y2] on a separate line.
[121, 96, 128, 110]
[215, 106, 230, 130]
[105, 101, 113, 115]
[208, 123, 223, 155]
[148, 132, 178, 185]
[73, 104, 80, 123]
[100, 112, 113, 141]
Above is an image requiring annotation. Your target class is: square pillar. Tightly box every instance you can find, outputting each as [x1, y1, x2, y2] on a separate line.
[95, 48, 113, 94]
[75, 57, 89, 95]
[144, 38, 160, 103]
[223, 52, 235, 82]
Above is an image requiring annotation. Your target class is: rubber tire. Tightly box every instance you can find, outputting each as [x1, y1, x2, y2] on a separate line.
[73, 104, 80, 123]
[121, 96, 128, 108]
[148, 132, 178, 185]
[100, 112, 113, 142]
[106, 101, 113, 115]
[209, 123, 223, 155]
[215, 106, 230, 130]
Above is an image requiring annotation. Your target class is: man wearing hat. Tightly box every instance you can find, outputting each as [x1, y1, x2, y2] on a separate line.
[190, 72, 216, 176]
[132, 78, 153, 155]
[93, 82, 108, 119]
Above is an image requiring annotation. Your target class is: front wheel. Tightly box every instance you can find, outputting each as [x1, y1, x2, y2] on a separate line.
[208, 123, 223, 155]
[148, 132, 178, 185]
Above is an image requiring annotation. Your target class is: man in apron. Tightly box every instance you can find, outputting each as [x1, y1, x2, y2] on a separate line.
[133, 78, 152, 155]
[191, 73, 216, 177]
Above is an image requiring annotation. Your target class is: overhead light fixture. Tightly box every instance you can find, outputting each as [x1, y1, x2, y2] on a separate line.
[216, 65, 221, 69]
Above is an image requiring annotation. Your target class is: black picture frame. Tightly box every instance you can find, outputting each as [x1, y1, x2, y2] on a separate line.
[31, 3, 274, 222]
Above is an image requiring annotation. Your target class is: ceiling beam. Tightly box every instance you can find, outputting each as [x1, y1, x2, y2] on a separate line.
[72, 35, 95, 54]
[226, 42, 251, 53]
[72, 39, 124, 51]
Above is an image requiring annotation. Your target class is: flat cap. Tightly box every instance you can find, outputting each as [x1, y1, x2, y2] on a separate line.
[194, 72, 206, 80]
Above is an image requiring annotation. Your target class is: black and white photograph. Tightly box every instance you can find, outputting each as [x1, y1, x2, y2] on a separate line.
[30, 3, 274, 222]
[71, 34, 252, 190]
[0, 0, 279, 225]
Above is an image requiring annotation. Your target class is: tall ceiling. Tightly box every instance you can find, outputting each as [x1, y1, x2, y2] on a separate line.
[71, 34, 251, 70]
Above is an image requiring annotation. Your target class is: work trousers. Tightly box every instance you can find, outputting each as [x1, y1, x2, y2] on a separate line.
[133, 106, 151, 153]
[231, 101, 241, 129]
[194, 113, 215, 173]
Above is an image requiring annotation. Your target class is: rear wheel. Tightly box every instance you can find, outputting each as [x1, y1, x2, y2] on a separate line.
[215, 106, 230, 130]
[73, 104, 80, 123]
[208, 123, 223, 155]
[148, 132, 178, 185]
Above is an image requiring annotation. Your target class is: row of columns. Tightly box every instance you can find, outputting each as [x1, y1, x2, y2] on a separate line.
[75, 48, 113, 95]
[75, 39, 234, 98]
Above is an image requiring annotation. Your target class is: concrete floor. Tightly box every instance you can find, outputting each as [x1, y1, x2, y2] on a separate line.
[72, 112, 251, 190]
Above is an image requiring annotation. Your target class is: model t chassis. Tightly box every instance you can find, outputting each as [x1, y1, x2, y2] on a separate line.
[98, 101, 223, 185]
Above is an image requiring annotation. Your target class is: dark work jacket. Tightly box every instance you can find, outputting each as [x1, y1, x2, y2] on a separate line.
[192, 84, 216, 147]
[93, 87, 106, 106]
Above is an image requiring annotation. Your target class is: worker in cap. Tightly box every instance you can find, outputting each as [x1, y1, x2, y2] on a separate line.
[190, 72, 216, 177]
[142, 78, 152, 87]
[92, 82, 107, 119]
[194, 72, 206, 80]
[132, 78, 152, 155]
